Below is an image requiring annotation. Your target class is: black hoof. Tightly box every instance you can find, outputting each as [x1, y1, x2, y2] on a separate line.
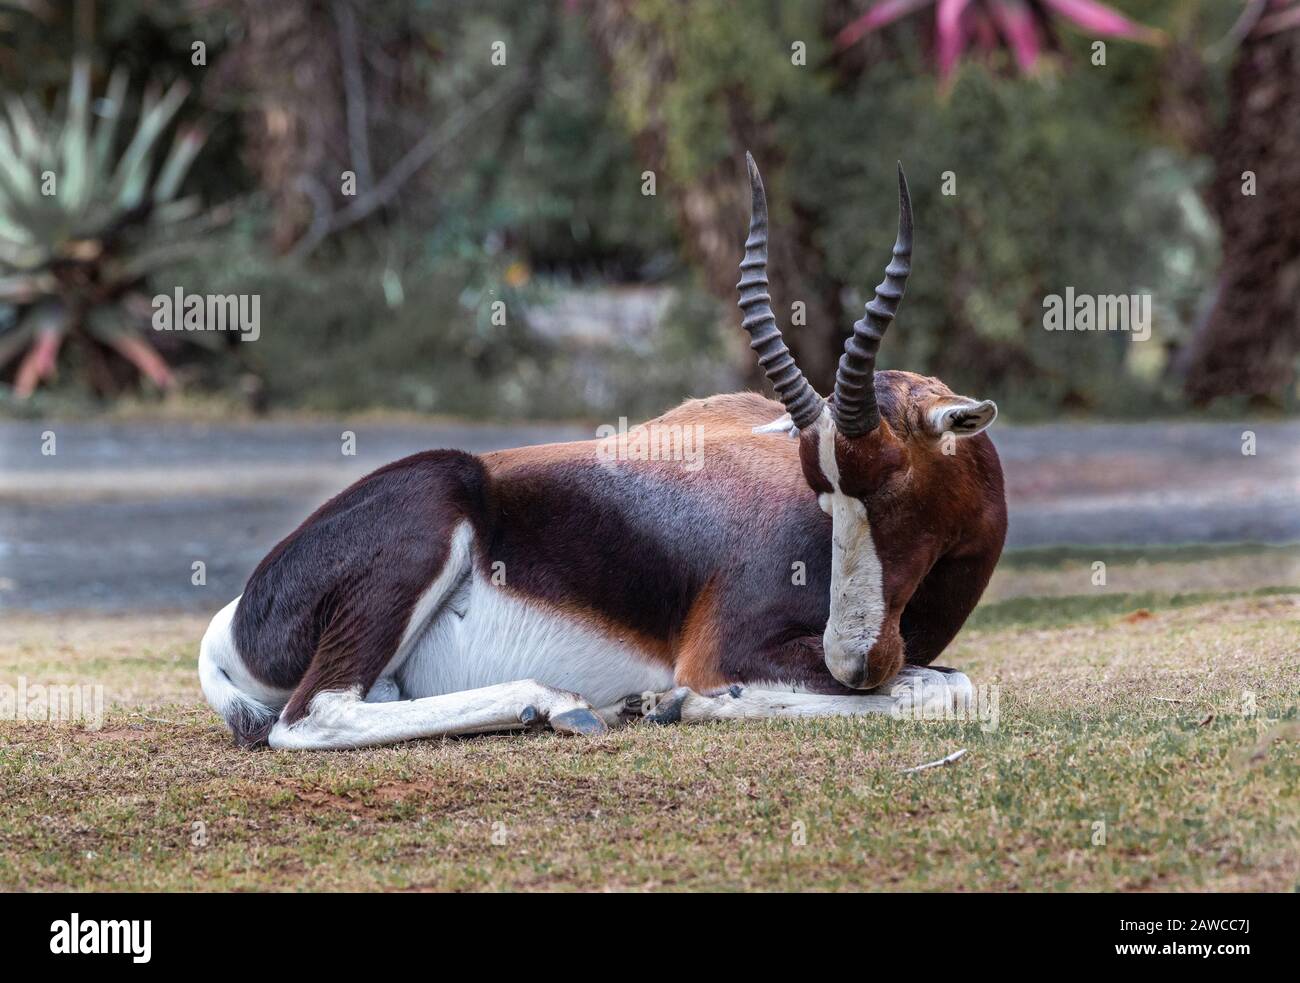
[645, 687, 691, 725]
[550, 707, 608, 736]
[518, 704, 540, 726]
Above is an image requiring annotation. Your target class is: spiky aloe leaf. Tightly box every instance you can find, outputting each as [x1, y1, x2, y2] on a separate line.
[86, 305, 175, 391]
[112, 79, 190, 211]
[0, 271, 47, 302]
[1040, 0, 1163, 42]
[4, 94, 42, 160]
[11, 300, 67, 397]
[0, 225, 39, 263]
[59, 58, 93, 214]
[836, 0, 1163, 77]
[835, 0, 935, 48]
[91, 66, 129, 175]
[152, 126, 207, 205]
[989, 0, 1045, 72]
[937, 0, 974, 80]
[0, 105, 41, 206]
[107, 334, 176, 390]
[1257, 2, 1300, 36]
[0, 62, 213, 399]
[0, 318, 33, 370]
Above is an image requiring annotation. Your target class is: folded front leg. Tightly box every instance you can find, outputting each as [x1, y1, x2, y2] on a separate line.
[644, 666, 974, 725]
[645, 683, 898, 724]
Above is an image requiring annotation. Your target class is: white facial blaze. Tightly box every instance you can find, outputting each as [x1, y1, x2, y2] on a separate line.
[816, 410, 886, 685]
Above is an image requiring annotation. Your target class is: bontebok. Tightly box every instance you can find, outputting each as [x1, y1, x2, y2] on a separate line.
[199, 155, 1007, 749]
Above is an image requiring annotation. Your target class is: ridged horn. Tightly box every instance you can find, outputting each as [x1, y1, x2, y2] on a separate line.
[736, 152, 823, 431]
[832, 162, 912, 438]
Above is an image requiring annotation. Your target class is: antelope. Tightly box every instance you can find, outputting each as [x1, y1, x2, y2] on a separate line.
[198, 155, 1006, 750]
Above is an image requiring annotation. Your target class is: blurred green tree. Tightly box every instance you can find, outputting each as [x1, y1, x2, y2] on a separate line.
[5, 0, 1284, 417]
[583, 0, 1216, 415]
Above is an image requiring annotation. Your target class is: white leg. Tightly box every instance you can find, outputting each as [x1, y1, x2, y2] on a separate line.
[268, 679, 606, 750]
[645, 667, 974, 725]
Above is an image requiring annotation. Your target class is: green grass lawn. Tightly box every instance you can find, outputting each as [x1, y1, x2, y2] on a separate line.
[1, 546, 1297, 891]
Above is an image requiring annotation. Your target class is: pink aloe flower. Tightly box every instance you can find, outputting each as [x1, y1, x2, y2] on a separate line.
[836, 0, 1163, 82]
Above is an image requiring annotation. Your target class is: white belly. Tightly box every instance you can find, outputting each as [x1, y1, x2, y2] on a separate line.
[396, 571, 675, 708]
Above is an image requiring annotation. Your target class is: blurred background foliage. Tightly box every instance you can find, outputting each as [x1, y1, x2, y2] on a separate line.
[0, 0, 1295, 420]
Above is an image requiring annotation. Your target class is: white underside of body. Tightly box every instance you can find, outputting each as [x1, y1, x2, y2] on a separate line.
[391, 524, 676, 708]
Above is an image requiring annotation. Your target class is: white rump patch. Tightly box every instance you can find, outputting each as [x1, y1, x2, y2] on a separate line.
[198, 595, 291, 716]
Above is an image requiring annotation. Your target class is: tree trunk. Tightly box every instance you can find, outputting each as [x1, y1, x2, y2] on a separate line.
[583, 1, 845, 392]
[209, 1, 348, 254]
[210, 0, 435, 256]
[1182, 19, 1300, 406]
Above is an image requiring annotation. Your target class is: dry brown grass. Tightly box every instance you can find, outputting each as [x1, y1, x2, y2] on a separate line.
[1, 556, 1297, 891]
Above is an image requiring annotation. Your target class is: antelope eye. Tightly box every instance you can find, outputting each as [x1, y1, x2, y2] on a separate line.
[872, 469, 913, 506]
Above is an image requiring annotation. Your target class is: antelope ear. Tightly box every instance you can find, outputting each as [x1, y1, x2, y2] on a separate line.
[753, 413, 798, 439]
[927, 398, 997, 437]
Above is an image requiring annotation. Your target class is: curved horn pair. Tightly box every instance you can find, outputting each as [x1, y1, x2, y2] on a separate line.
[737, 155, 911, 438]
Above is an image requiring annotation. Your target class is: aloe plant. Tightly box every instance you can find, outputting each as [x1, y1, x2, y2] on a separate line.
[836, 0, 1164, 83]
[0, 59, 210, 399]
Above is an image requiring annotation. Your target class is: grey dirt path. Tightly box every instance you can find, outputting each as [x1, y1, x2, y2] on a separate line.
[1, 417, 1296, 613]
